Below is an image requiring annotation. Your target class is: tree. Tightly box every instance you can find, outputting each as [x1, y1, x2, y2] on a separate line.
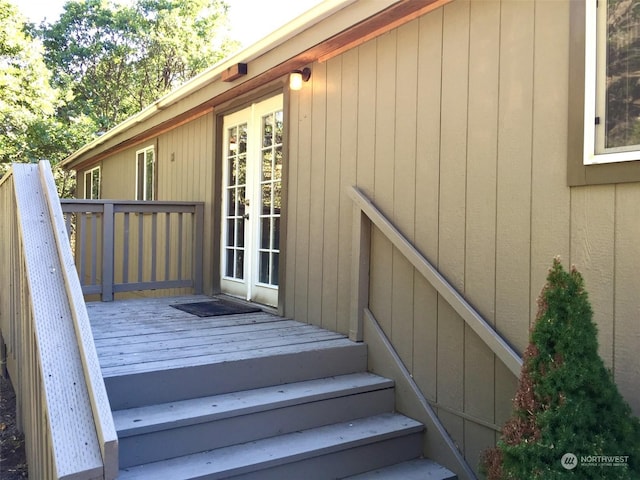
[1, 0, 238, 195]
[133, 0, 239, 109]
[0, 0, 58, 174]
[481, 258, 640, 479]
[39, 0, 239, 133]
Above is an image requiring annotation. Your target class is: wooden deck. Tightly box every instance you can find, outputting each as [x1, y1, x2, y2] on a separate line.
[83, 295, 456, 479]
[88, 295, 347, 378]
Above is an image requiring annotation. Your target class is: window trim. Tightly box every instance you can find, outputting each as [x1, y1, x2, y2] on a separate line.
[568, 0, 640, 186]
[84, 166, 101, 199]
[584, 0, 640, 165]
[136, 145, 156, 201]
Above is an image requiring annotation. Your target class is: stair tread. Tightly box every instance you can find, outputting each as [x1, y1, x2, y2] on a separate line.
[343, 458, 457, 479]
[99, 323, 343, 368]
[102, 336, 357, 377]
[114, 373, 394, 437]
[118, 413, 424, 479]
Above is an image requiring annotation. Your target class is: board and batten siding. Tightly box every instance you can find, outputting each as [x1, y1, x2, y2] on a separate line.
[284, 0, 640, 472]
[157, 113, 216, 295]
[77, 113, 215, 297]
[90, 113, 214, 206]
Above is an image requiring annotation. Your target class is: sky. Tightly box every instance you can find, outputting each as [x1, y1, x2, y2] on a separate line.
[15, 0, 325, 47]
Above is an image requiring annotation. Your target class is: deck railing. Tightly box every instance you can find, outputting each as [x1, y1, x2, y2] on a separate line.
[0, 161, 117, 479]
[60, 199, 204, 301]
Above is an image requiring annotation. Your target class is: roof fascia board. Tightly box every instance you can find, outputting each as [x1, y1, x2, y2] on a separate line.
[61, 0, 362, 169]
[64, 0, 443, 170]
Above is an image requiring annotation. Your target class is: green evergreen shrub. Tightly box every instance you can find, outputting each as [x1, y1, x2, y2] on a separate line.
[481, 258, 640, 479]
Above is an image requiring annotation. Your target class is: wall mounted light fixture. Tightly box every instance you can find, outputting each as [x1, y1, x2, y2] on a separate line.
[289, 67, 311, 91]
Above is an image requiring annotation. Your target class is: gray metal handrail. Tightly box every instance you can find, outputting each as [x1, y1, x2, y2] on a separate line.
[61, 199, 204, 301]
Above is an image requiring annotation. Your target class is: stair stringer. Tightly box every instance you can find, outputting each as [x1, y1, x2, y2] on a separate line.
[363, 307, 477, 480]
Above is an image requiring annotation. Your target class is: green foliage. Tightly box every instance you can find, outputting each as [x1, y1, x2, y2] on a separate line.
[39, 0, 239, 131]
[1, 0, 238, 196]
[0, 0, 59, 170]
[482, 258, 640, 479]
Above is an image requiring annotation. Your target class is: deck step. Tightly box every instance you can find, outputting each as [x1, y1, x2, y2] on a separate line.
[343, 458, 458, 479]
[118, 413, 424, 480]
[89, 298, 455, 478]
[105, 337, 368, 409]
[114, 373, 395, 468]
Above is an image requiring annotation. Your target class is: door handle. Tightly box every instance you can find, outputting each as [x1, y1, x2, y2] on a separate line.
[243, 213, 250, 220]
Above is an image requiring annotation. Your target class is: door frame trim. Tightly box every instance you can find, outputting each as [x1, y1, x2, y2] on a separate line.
[215, 89, 288, 313]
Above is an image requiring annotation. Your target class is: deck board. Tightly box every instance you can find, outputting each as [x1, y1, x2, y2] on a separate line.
[88, 296, 349, 378]
[90, 316, 284, 339]
[98, 330, 344, 369]
[93, 320, 303, 348]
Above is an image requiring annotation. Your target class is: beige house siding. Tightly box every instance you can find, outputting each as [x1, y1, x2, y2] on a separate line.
[284, 0, 640, 471]
[77, 114, 216, 296]
[97, 148, 138, 199]
[158, 113, 216, 294]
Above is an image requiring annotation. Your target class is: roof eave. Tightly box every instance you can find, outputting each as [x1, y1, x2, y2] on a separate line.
[60, 0, 359, 170]
[62, 0, 451, 170]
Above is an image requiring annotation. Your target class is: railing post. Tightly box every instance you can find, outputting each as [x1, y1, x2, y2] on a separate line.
[102, 202, 114, 302]
[193, 203, 204, 294]
[350, 204, 370, 342]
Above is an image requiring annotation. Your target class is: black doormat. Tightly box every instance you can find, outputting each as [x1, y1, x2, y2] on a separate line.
[170, 299, 261, 317]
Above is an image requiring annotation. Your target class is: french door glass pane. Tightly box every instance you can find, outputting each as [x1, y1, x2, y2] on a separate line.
[226, 219, 235, 246]
[236, 250, 244, 278]
[262, 150, 272, 181]
[273, 217, 280, 250]
[259, 252, 269, 284]
[237, 217, 245, 247]
[271, 253, 279, 285]
[260, 218, 270, 249]
[224, 123, 247, 280]
[237, 187, 245, 216]
[262, 184, 272, 213]
[274, 111, 283, 144]
[263, 113, 273, 147]
[225, 249, 234, 277]
[605, 0, 640, 149]
[257, 109, 282, 286]
[257, 251, 279, 285]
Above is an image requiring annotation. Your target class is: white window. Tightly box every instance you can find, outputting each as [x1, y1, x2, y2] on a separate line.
[84, 166, 100, 199]
[584, 0, 640, 164]
[136, 146, 155, 200]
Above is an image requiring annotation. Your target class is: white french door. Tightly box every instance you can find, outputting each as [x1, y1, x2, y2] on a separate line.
[221, 95, 283, 307]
